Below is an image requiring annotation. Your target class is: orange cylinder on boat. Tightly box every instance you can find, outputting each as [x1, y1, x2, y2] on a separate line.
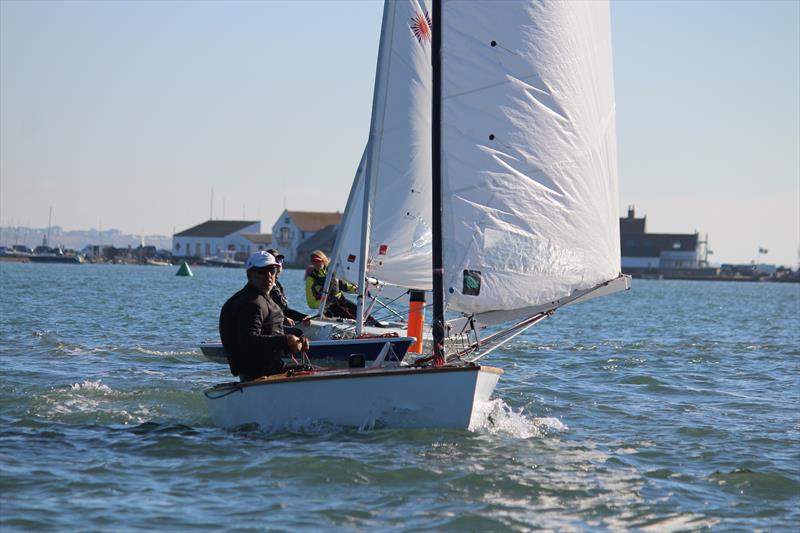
[406, 290, 425, 353]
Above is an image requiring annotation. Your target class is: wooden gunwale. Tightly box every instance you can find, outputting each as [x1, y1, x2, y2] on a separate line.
[206, 364, 503, 393]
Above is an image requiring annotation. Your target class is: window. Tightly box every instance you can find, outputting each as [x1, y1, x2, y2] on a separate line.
[673, 241, 681, 249]
[175, 242, 180, 251]
[195, 243, 201, 256]
[205, 243, 211, 256]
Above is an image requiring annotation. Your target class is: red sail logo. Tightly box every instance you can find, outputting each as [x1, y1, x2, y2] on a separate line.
[411, 10, 432, 44]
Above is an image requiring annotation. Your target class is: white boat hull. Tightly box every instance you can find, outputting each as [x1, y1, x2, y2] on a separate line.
[204, 364, 502, 430]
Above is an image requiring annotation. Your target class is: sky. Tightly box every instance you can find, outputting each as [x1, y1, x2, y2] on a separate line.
[1, 0, 798, 266]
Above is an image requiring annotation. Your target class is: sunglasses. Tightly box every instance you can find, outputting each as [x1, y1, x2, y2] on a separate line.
[251, 266, 279, 275]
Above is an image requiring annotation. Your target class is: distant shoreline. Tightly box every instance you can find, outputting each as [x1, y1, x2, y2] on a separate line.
[3, 257, 797, 283]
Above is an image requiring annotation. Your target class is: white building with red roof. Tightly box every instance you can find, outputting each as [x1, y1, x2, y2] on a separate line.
[172, 220, 262, 260]
[172, 210, 341, 264]
[271, 210, 342, 264]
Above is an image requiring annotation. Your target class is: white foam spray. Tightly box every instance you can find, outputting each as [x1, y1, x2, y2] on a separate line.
[469, 398, 569, 438]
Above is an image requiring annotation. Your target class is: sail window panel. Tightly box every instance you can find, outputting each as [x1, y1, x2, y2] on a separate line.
[446, 222, 594, 316]
[482, 227, 588, 279]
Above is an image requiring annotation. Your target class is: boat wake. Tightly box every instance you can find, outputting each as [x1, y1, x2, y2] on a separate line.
[469, 398, 568, 438]
[132, 346, 200, 357]
[33, 330, 109, 356]
[69, 380, 113, 394]
[32, 380, 158, 425]
[32, 331, 193, 359]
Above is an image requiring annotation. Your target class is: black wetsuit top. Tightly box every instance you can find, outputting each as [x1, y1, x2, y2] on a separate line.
[219, 283, 287, 379]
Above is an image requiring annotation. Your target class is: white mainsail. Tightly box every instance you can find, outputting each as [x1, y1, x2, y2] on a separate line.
[333, 0, 433, 292]
[440, 1, 623, 325]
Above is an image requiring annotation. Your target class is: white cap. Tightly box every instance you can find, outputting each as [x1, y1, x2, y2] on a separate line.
[245, 251, 279, 270]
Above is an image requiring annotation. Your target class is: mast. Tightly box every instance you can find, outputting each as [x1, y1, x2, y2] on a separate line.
[431, 0, 444, 364]
[355, 1, 395, 335]
[350, 150, 372, 330]
[354, 143, 373, 337]
[44, 206, 52, 247]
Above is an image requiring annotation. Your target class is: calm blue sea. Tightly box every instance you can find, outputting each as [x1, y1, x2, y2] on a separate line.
[1, 262, 798, 531]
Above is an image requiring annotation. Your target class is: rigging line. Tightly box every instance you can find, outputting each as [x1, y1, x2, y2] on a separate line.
[370, 296, 406, 321]
[477, 310, 550, 346]
[372, 289, 409, 309]
[450, 315, 474, 336]
[462, 311, 551, 363]
[355, 290, 409, 323]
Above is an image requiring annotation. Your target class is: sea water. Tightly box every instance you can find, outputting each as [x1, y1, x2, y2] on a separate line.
[1, 262, 798, 531]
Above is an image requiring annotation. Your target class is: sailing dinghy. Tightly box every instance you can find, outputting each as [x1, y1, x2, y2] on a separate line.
[205, 0, 629, 430]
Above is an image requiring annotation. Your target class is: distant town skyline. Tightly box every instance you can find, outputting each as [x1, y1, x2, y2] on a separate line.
[0, 224, 173, 252]
[1, 1, 798, 266]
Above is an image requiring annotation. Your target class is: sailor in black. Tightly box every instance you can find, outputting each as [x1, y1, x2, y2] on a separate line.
[266, 248, 311, 336]
[219, 251, 309, 381]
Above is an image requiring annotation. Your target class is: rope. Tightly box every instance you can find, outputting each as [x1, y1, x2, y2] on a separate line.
[463, 311, 552, 361]
[356, 332, 400, 339]
[204, 383, 243, 399]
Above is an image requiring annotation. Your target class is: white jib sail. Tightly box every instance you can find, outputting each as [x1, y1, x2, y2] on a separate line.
[439, 0, 622, 323]
[334, 0, 434, 292]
